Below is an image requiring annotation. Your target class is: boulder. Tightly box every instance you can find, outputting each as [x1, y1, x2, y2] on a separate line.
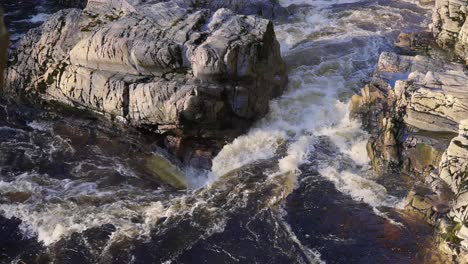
[433, 0, 468, 63]
[5, 0, 287, 165]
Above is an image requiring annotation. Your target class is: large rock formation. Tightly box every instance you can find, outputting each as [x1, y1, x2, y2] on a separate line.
[433, 0, 468, 63]
[352, 52, 467, 175]
[5, 0, 287, 167]
[0, 8, 7, 89]
[352, 49, 468, 261]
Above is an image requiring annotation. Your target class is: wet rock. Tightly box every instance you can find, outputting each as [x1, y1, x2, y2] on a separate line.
[412, 195, 433, 210]
[145, 154, 188, 189]
[433, 0, 468, 63]
[5, 0, 287, 160]
[4, 191, 32, 203]
[395, 32, 436, 55]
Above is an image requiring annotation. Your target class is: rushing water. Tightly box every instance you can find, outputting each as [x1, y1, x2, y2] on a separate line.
[0, 0, 453, 263]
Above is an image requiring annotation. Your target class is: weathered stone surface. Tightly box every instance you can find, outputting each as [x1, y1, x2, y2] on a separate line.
[6, 0, 287, 141]
[434, 121, 468, 229]
[376, 52, 468, 134]
[0, 8, 7, 90]
[433, 0, 468, 62]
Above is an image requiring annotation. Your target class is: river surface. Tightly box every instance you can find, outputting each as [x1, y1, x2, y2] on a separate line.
[0, 0, 452, 263]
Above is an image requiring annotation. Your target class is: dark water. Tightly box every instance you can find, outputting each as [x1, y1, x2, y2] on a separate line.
[0, 0, 453, 263]
[3, 0, 63, 43]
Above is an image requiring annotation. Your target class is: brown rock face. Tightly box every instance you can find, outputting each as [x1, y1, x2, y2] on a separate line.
[353, 49, 468, 260]
[0, 8, 8, 90]
[353, 52, 467, 177]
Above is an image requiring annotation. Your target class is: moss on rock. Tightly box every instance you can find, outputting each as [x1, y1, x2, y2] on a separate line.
[145, 154, 187, 190]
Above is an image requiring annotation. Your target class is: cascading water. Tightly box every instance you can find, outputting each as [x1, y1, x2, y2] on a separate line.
[0, 0, 452, 263]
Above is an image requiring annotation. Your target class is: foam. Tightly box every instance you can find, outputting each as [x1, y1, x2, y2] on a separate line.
[318, 167, 400, 208]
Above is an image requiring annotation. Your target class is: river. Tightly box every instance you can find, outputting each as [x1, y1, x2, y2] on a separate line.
[0, 0, 451, 263]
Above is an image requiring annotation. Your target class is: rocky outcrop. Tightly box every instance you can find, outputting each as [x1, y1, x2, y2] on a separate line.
[5, 0, 287, 167]
[352, 47, 468, 262]
[352, 52, 467, 176]
[0, 8, 7, 89]
[433, 0, 468, 63]
[439, 120, 468, 194]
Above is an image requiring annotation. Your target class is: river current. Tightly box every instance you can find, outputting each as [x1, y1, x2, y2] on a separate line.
[0, 0, 451, 263]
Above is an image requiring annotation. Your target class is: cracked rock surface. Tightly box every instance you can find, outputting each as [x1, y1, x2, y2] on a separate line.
[5, 0, 287, 139]
[433, 0, 468, 62]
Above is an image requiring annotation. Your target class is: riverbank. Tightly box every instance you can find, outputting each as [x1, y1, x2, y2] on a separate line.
[352, 0, 468, 261]
[1, 0, 461, 263]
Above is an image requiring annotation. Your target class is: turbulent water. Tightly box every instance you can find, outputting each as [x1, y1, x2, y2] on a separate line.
[0, 0, 452, 263]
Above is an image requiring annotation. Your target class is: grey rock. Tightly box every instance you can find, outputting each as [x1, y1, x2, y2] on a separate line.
[439, 120, 468, 194]
[433, 0, 468, 62]
[377, 52, 468, 133]
[6, 0, 287, 139]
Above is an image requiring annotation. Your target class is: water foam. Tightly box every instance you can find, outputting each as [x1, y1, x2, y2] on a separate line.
[0, 0, 432, 250]
[212, 0, 429, 210]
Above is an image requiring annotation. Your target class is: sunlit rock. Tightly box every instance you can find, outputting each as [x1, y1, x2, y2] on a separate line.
[433, 0, 468, 63]
[6, 0, 287, 141]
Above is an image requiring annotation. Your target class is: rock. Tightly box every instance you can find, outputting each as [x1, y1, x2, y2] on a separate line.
[420, 0, 436, 5]
[439, 120, 468, 193]
[433, 203, 450, 213]
[438, 217, 454, 233]
[457, 224, 468, 241]
[145, 154, 187, 189]
[353, 52, 467, 177]
[395, 32, 436, 54]
[433, 0, 468, 63]
[376, 52, 468, 134]
[412, 195, 433, 210]
[0, 8, 7, 90]
[4, 191, 32, 203]
[5, 0, 287, 166]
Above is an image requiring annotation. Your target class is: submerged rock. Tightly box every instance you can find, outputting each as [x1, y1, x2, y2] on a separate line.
[145, 154, 187, 189]
[5, 0, 287, 168]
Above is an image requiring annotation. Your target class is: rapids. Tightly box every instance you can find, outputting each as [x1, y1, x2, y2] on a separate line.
[0, 0, 453, 263]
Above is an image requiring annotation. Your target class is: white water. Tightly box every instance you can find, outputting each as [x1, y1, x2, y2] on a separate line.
[212, 0, 431, 208]
[0, 0, 431, 249]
